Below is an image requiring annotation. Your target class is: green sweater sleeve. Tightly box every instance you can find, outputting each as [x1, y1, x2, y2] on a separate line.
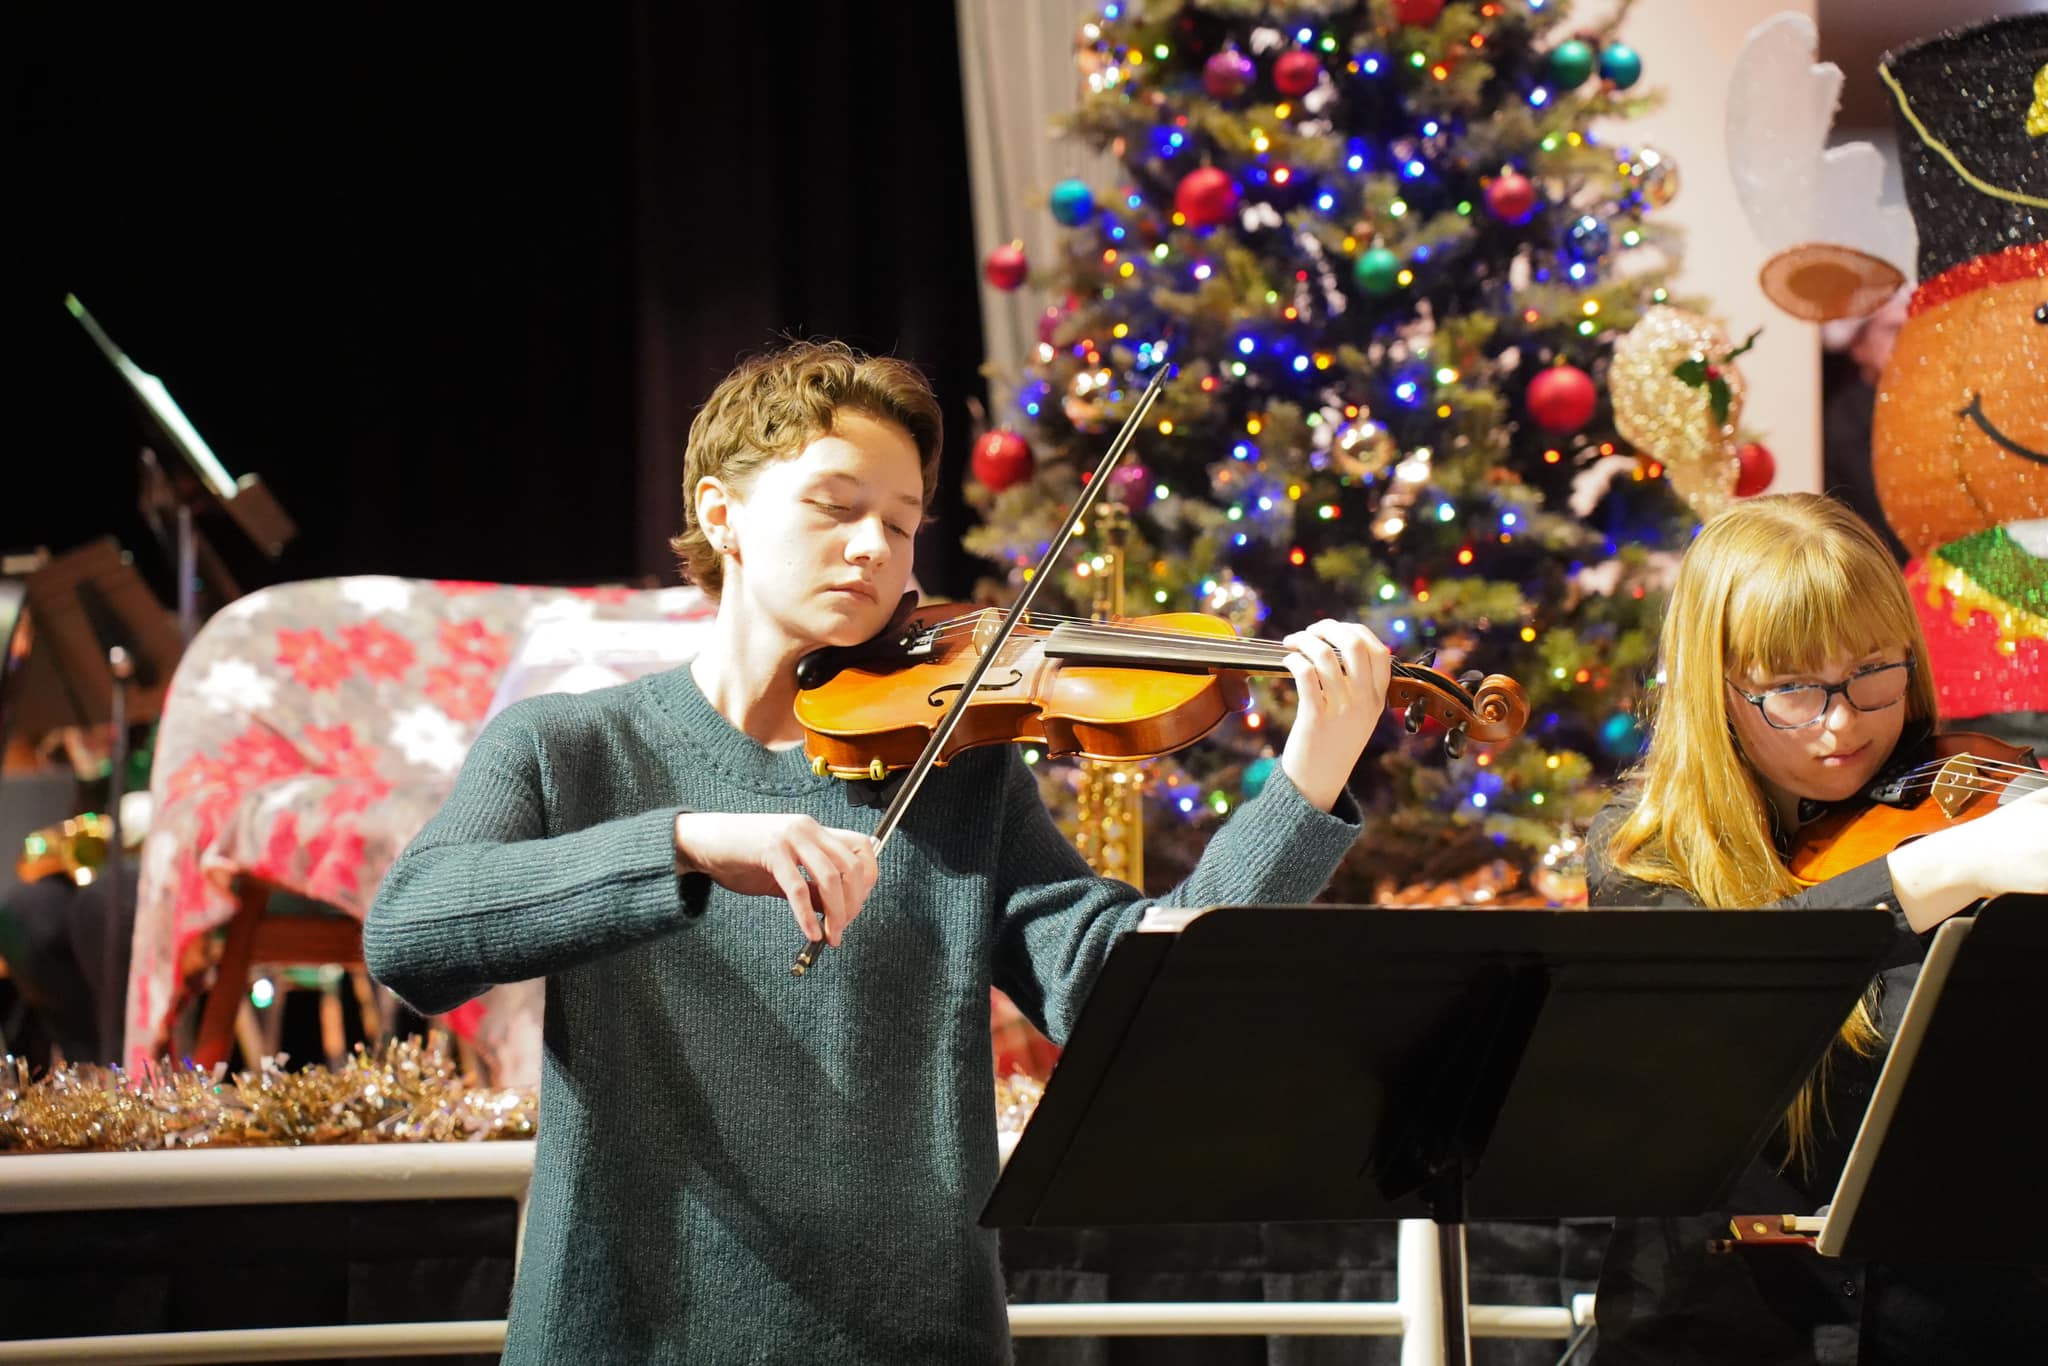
[363, 711, 693, 1015]
[990, 752, 1360, 1043]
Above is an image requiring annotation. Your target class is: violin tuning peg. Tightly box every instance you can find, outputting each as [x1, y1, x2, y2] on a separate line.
[1407, 648, 1440, 670]
[1458, 670, 1484, 692]
[1443, 726, 1468, 759]
[1403, 700, 1427, 734]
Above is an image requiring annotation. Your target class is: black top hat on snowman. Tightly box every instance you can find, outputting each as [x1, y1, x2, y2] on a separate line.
[1881, 12, 2045, 282]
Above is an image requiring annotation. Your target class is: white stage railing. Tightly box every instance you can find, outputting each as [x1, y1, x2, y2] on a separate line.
[0, 1142, 1592, 1363]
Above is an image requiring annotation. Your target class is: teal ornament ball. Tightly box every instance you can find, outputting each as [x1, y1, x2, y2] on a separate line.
[1599, 43, 1643, 90]
[1353, 246, 1402, 296]
[1598, 710, 1645, 759]
[1243, 755, 1278, 799]
[1546, 39, 1596, 89]
[1049, 178, 1096, 228]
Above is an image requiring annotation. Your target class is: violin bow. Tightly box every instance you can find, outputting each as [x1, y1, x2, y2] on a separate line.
[792, 361, 1174, 977]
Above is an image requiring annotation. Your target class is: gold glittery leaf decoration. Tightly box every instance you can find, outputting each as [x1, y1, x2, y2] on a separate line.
[1609, 307, 1744, 520]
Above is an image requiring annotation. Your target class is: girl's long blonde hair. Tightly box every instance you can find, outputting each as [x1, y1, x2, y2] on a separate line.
[1604, 493, 1938, 1168]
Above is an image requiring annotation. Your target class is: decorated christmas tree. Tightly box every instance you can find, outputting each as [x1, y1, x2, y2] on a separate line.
[967, 0, 1770, 904]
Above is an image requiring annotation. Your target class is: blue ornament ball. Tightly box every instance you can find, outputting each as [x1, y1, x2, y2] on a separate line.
[1049, 178, 1096, 228]
[1598, 711, 1645, 759]
[1599, 43, 1643, 90]
[1243, 755, 1278, 798]
[1565, 214, 1611, 265]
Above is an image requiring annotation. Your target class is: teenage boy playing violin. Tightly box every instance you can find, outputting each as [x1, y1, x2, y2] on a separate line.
[1584, 493, 2048, 1364]
[366, 340, 1391, 1364]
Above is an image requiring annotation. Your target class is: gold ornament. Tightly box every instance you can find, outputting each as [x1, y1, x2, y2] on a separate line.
[1609, 307, 1743, 518]
[1202, 571, 1264, 636]
[1634, 145, 1679, 209]
[1331, 418, 1397, 480]
[1371, 448, 1434, 542]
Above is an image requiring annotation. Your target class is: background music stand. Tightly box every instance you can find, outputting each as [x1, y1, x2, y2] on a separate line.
[64, 294, 295, 639]
[1814, 896, 2046, 1265]
[985, 905, 1898, 1364]
[0, 575, 29, 753]
[8, 540, 184, 742]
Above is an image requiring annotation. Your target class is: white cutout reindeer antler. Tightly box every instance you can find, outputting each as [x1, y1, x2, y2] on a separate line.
[1725, 13, 1918, 321]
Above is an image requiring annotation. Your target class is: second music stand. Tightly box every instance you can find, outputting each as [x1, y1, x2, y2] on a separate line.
[985, 904, 1898, 1364]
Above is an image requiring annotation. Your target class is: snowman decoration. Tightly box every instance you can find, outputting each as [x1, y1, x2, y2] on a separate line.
[1729, 13, 2046, 745]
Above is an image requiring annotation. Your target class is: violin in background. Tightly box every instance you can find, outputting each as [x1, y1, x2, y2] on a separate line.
[1789, 731, 2045, 887]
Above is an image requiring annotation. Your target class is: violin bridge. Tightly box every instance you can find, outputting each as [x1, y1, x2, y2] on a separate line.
[1931, 757, 1986, 819]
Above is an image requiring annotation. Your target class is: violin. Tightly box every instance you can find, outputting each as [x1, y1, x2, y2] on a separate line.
[1788, 730, 2046, 886]
[792, 597, 1530, 780]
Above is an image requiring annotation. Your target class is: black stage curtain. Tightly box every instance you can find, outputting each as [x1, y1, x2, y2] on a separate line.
[629, 0, 989, 596]
[18, 1, 986, 598]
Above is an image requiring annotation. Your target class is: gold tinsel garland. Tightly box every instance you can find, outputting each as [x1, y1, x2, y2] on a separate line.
[995, 1071, 1046, 1139]
[0, 1036, 537, 1154]
[5, 1039, 1049, 1155]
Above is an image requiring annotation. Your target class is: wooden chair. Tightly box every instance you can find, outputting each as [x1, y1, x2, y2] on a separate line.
[187, 875, 381, 1069]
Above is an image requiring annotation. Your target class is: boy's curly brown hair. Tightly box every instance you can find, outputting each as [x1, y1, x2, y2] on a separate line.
[673, 340, 944, 596]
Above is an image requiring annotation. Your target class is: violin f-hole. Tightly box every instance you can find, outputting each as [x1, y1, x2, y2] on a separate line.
[928, 669, 1025, 708]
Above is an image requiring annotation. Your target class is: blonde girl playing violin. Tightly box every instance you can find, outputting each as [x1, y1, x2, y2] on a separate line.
[366, 340, 1392, 1365]
[1586, 492, 2048, 1365]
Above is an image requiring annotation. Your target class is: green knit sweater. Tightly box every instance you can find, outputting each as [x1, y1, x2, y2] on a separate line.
[365, 663, 1360, 1364]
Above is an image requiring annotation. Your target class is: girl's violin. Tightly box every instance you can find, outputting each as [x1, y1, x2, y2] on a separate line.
[1788, 730, 2046, 886]
[791, 596, 1530, 780]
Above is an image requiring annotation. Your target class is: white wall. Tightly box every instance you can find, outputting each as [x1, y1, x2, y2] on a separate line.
[1590, 0, 1822, 492]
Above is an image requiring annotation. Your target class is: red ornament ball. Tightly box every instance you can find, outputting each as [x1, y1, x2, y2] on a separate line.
[1036, 304, 1065, 346]
[983, 242, 1028, 292]
[1734, 441, 1776, 497]
[1393, 0, 1447, 25]
[1526, 365, 1598, 433]
[1485, 171, 1537, 224]
[1107, 462, 1152, 509]
[1174, 167, 1240, 229]
[971, 429, 1035, 492]
[1273, 50, 1322, 97]
[1203, 49, 1255, 100]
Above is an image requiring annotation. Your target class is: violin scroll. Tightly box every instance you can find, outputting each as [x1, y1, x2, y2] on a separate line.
[1386, 665, 1531, 751]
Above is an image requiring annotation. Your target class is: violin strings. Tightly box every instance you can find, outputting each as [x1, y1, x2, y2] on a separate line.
[1891, 770, 2047, 794]
[906, 628, 1449, 697]
[1875, 766, 2046, 800]
[1879, 754, 2045, 789]
[914, 612, 1286, 652]
[918, 630, 1445, 692]
[911, 612, 1441, 678]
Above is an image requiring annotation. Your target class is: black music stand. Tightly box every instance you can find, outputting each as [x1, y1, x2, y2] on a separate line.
[984, 905, 1898, 1365]
[8, 540, 183, 742]
[0, 575, 29, 752]
[1813, 896, 2047, 1265]
[64, 294, 295, 639]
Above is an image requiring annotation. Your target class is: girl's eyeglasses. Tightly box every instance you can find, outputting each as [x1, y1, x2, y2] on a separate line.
[1727, 655, 1913, 730]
